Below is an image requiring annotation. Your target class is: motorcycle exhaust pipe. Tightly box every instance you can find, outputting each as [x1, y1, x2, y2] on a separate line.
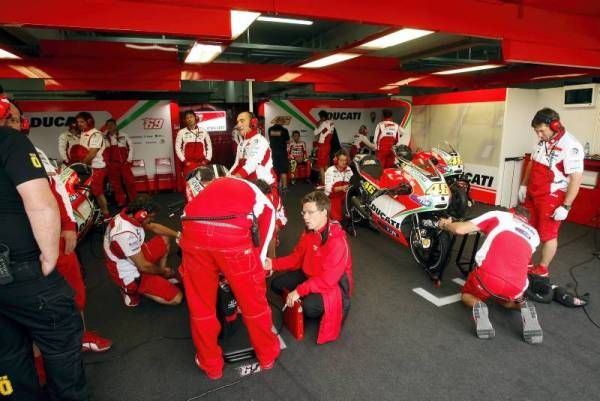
[351, 196, 369, 219]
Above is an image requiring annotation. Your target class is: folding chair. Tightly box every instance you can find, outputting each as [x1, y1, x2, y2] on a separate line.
[130, 159, 150, 193]
[154, 157, 175, 192]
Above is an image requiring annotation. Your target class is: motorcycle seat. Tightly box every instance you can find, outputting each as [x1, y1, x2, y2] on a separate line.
[358, 156, 383, 180]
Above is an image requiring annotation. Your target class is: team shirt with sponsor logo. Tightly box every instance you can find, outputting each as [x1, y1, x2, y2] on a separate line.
[324, 165, 353, 196]
[230, 132, 275, 184]
[175, 127, 212, 162]
[0, 128, 48, 262]
[314, 120, 335, 144]
[80, 128, 106, 168]
[530, 131, 584, 194]
[470, 211, 540, 291]
[58, 131, 81, 163]
[373, 120, 405, 150]
[288, 141, 308, 159]
[103, 211, 145, 285]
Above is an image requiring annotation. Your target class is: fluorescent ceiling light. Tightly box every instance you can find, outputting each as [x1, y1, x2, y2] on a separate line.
[0, 48, 20, 59]
[273, 72, 302, 82]
[257, 16, 313, 25]
[185, 43, 223, 64]
[531, 73, 586, 81]
[358, 28, 433, 50]
[433, 64, 503, 75]
[231, 10, 260, 39]
[125, 44, 177, 52]
[391, 77, 423, 86]
[300, 53, 361, 68]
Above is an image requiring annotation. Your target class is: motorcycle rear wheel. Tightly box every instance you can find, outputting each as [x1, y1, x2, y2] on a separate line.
[409, 226, 451, 282]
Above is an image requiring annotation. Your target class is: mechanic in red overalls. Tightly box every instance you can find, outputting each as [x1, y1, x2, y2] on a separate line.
[314, 110, 335, 185]
[175, 110, 212, 179]
[180, 176, 280, 379]
[105, 118, 137, 207]
[266, 191, 353, 344]
[374, 109, 406, 168]
[518, 108, 584, 277]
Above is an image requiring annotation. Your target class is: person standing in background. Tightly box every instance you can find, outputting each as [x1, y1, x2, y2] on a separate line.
[314, 110, 335, 185]
[175, 111, 212, 179]
[58, 117, 85, 165]
[351, 125, 375, 159]
[288, 130, 310, 184]
[105, 119, 137, 208]
[374, 109, 406, 168]
[268, 123, 290, 191]
[76, 111, 110, 219]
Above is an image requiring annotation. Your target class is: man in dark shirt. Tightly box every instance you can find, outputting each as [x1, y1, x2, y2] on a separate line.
[268, 124, 290, 190]
[0, 99, 89, 400]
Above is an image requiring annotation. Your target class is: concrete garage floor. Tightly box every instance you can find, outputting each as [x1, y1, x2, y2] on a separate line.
[80, 183, 600, 401]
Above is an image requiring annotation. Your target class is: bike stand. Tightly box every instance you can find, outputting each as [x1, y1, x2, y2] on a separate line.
[451, 231, 482, 277]
[220, 303, 283, 363]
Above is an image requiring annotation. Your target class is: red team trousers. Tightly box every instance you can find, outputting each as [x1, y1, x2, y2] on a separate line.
[180, 224, 280, 375]
[107, 163, 137, 206]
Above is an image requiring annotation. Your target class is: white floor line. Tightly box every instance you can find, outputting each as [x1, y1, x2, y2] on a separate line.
[412, 288, 462, 307]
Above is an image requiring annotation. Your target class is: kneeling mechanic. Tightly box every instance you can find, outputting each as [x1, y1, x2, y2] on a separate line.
[266, 191, 353, 344]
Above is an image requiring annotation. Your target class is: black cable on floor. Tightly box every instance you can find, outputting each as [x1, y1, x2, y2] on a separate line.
[568, 256, 600, 330]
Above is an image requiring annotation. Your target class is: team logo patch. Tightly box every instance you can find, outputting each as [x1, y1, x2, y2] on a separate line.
[571, 147, 579, 155]
[29, 153, 42, 169]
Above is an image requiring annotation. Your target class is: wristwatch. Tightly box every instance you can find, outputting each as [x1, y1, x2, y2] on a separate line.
[562, 204, 572, 210]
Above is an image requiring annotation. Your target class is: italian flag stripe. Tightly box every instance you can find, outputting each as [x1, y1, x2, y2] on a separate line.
[117, 100, 160, 130]
[272, 99, 315, 130]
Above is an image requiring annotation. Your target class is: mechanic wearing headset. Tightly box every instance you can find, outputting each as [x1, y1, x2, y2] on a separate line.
[324, 150, 353, 222]
[518, 108, 584, 278]
[230, 111, 277, 186]
[103, 194, 182, 308]
[266, 191, 353, 344]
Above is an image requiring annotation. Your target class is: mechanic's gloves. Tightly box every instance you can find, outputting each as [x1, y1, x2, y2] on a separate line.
[518, 185, 528, 203]
[552, 206, 569, 221]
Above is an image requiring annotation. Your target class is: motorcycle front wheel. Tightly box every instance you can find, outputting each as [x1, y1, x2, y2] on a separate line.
[409, 225, 451, 283]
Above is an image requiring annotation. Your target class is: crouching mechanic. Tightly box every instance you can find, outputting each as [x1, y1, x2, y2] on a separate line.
[180, 175, 280, 380]
[266, 191, 353, 344]
[438, 208, 543, 344]
[103, 194, 183, 307]
[324, 150, 353, 222]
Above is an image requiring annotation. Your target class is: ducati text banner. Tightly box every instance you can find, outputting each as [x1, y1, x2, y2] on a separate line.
[21, 100, 175, 177]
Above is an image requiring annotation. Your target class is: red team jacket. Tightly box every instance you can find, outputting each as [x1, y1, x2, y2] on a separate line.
[272, 222, 353, 344]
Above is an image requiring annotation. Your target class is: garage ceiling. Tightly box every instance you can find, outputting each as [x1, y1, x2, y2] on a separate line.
[1, 0, 599, 101]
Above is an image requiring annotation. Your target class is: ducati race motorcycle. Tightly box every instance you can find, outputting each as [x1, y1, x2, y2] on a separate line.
[345, 154, 455, 286]
[411, 144, 472, 218]
[58, 163, 102, 241]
